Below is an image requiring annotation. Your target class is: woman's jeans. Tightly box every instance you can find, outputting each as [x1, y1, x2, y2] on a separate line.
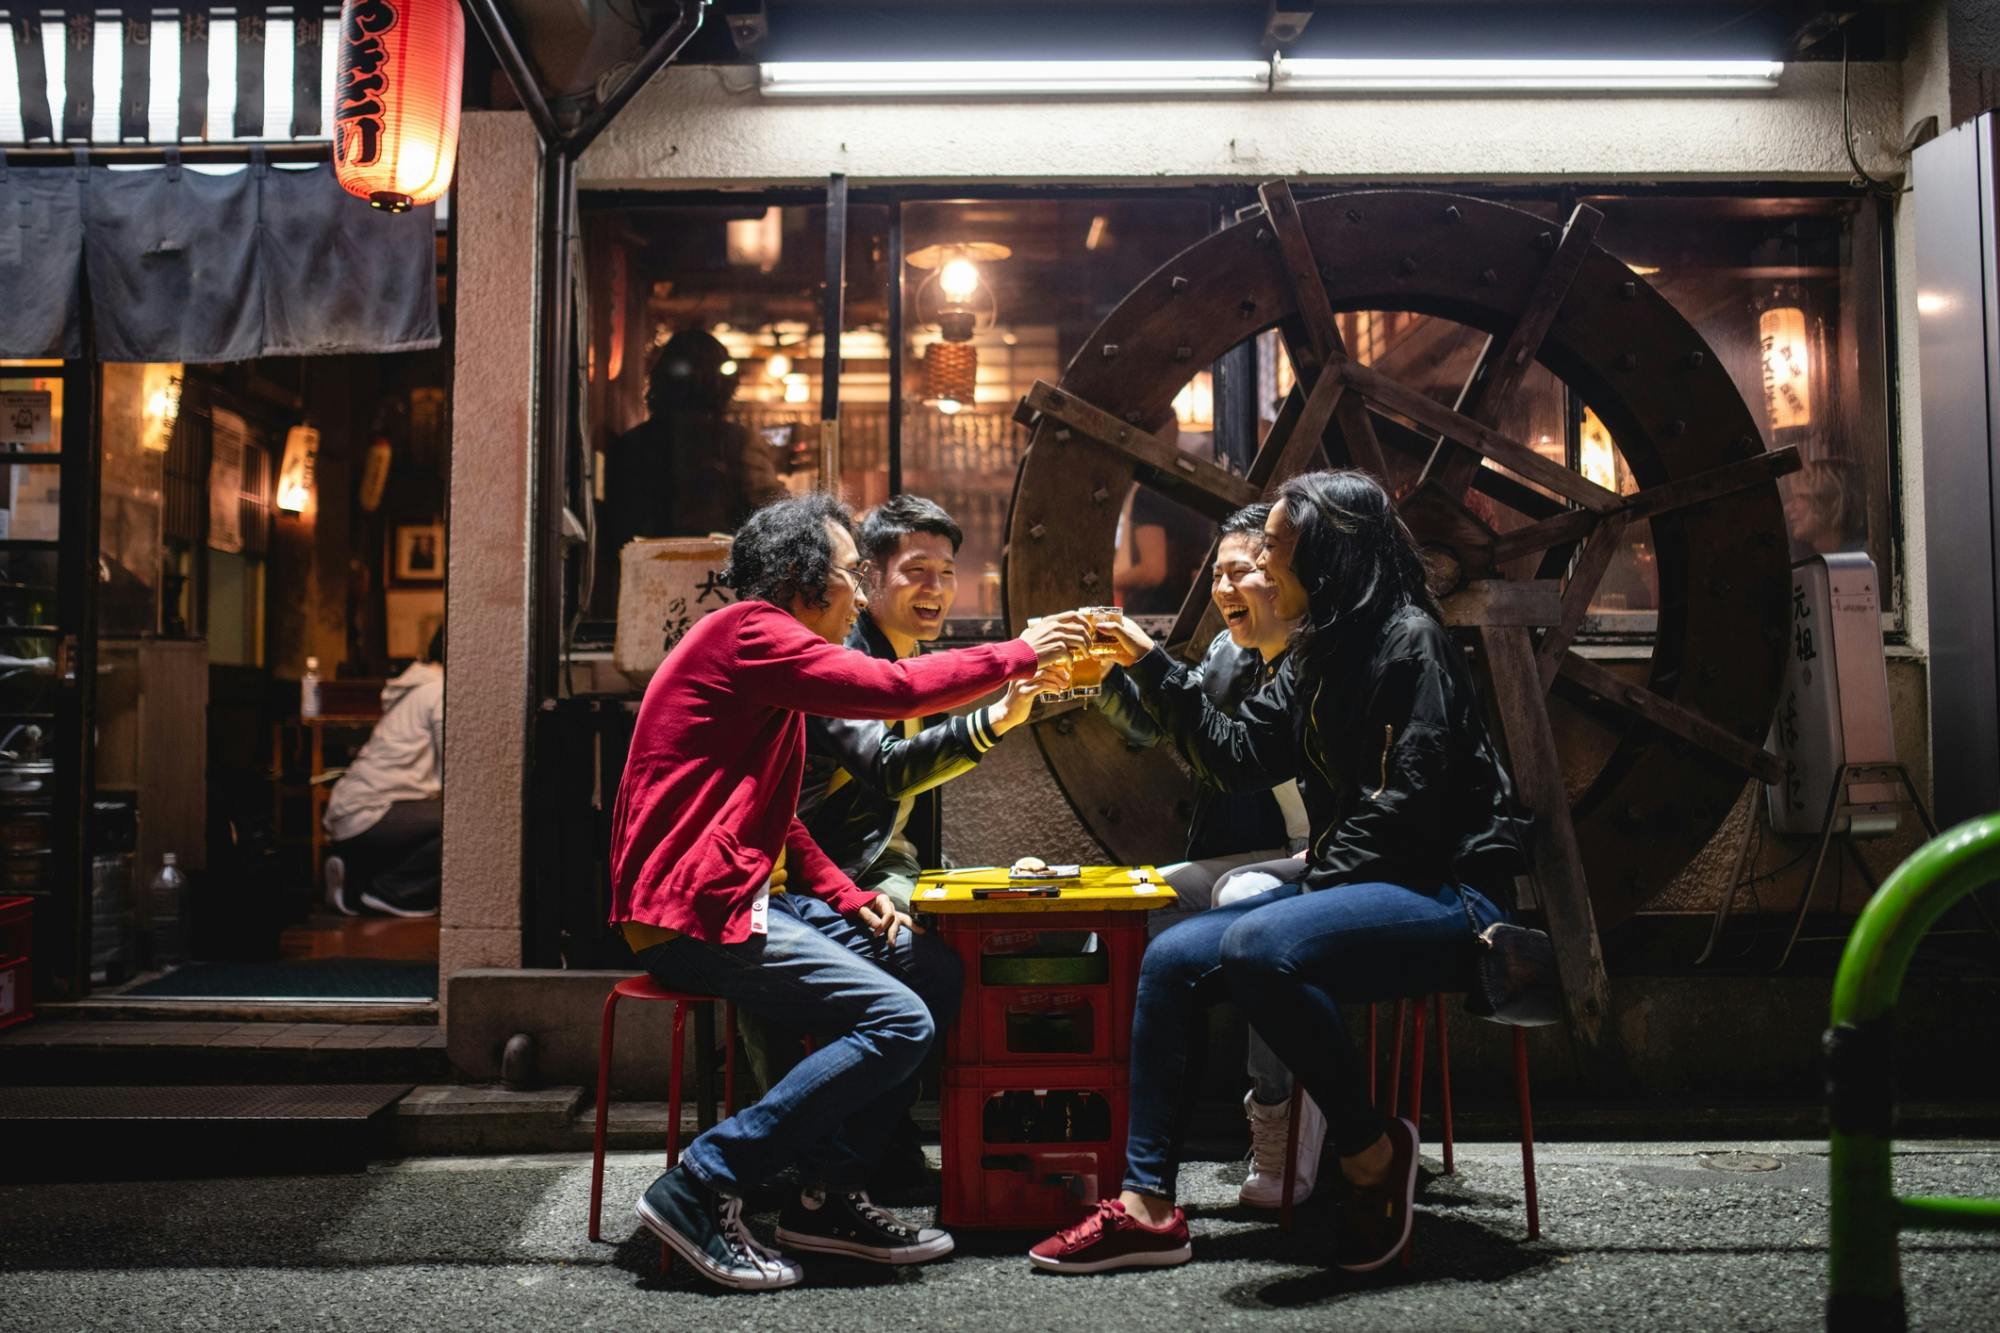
[633, 892, 962, 1197]
[1122, 879, 1504, 1199]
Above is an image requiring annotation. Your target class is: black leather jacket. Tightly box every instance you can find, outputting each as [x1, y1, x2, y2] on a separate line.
[796, 613, 1001, 884]
[1124, 607, 1531, 907]
[1093, 630, 1294, 862]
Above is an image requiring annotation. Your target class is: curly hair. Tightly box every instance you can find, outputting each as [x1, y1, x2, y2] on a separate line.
[719, 492, 857, 611]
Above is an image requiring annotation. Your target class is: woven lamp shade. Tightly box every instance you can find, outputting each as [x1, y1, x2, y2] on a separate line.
[334, 0, 465, 211]
[925, 342, 978, 405]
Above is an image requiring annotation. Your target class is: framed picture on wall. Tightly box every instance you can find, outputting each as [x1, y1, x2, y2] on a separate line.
[392, 521, 445, 584]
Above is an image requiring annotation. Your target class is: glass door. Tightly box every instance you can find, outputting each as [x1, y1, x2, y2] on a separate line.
[1, 360, 97, 999]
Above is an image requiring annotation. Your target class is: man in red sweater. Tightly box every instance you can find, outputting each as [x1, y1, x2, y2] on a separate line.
[612, 492, 1086, 1291]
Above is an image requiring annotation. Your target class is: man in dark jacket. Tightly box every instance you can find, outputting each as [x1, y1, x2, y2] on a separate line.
[795, 494, 1049, 909]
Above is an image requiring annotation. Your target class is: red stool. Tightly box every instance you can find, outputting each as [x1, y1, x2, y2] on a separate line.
[1281, 995, 1542, 1245]
[587, 975, 738, 1243]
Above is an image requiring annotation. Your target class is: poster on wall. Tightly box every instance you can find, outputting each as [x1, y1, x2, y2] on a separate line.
[385, 588, 446, 661]
[0, 390, 52, 449]
[208, 408, 247, 554]
[614, 536, 734, 679]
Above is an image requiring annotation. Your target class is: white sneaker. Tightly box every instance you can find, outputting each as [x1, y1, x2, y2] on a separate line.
[1240, 1087, 1326, 1209]
[324, 856, 357, 917]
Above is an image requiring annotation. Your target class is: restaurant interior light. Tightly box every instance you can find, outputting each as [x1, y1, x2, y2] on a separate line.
[761, 57, 1781, 98]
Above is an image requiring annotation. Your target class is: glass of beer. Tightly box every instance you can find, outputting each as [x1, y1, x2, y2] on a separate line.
[1029, 618, 1074, 703]
[1064, 607, 1122, 698]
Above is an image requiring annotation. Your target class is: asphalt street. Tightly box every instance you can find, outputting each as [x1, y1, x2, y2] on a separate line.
[6, 1140, 1998, 1331]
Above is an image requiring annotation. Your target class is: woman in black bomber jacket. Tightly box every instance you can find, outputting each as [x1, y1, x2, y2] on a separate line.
[1027, 470, 1531, 1278]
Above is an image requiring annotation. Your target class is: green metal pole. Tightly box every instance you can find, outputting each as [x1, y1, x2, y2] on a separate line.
[1826, 813, 2000, 1333]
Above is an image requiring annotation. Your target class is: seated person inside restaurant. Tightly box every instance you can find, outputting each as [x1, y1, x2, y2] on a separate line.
[1029, 470, 1530, 1276]
[610, 492, 1088, 1292]
[323, 629, 445, 918]
[1093, 500, 1324, 1208]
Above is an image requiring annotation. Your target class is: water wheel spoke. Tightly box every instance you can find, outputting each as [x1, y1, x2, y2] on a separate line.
[1257, 180, 1392, 479]
[1557, 651, 1784, 786]
[1535, 515, 1628, 689]
[1425, 203, 1604, 498]
[1021, 379, 1258, 520]
[1343, 359, 1621, 514]
[1491, 445, 1803, 565]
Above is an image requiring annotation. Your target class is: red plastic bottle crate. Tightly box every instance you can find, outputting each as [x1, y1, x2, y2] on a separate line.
[936, 911, 1148, 1067]
[0, 896, 32, 1032]
[939, 1061, 1130, 1230]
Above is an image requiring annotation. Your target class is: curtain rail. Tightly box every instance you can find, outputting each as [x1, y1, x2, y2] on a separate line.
[0, 143, 331, 164]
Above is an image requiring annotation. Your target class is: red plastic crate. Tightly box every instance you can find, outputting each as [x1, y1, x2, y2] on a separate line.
[936, 911, 1149, 1066]
[0, 896, 29, 1031]
[940, 1062, 1129, 1230]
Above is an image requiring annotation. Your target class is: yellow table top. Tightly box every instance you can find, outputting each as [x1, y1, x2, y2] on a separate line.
[913, 865, 1178, 914]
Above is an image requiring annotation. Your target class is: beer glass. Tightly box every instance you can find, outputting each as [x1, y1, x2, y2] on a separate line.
[1063, 607, 1122, 698]
[1028, 616, 1075, 702]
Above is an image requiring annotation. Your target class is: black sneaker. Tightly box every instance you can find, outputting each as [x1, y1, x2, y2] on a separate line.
[775, 1186, 955, 1265]
[1333, 1116, 1419, 1273]
[634, 1165, 803, 1291]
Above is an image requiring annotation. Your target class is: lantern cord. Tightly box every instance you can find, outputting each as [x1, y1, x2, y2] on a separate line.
[1840, 26, 1906, 198]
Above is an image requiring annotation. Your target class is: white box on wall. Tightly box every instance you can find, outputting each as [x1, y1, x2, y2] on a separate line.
[614, 537, 735, 681]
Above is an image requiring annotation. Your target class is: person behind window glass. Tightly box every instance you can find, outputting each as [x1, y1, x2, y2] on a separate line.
[322, 629, 445, 919]
[603, 329, 787, 545]
[1784, 457, 1870, 559]
[1113, 418, 1214, 616]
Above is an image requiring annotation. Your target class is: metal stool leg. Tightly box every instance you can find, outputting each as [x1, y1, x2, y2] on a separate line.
[666, 1001, 690, 1167]
[722, 1001, 738, 1115]
[1402, 1001, 1428, 1268]
[1435, 995, 1455, 1175]
[1387, 999, 1408, 1116]
[1515, 1027, 1541, 1241]
[589, 988, 619, 1242]
[1279, 1082, 1305, 1230]
[1367, 1002, 1379, 1107]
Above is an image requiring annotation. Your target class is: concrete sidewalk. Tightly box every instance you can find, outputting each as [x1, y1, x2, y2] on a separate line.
[5, 1140, 1997, 1331]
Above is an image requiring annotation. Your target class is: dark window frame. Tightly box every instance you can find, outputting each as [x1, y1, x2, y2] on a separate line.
[577, 179, 1903, 644]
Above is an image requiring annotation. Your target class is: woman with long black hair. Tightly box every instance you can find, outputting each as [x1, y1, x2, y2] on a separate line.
[1030, 469, 1531, 1275]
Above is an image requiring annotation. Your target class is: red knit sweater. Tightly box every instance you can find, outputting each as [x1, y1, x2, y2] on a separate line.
[609, 599, 1040, 943]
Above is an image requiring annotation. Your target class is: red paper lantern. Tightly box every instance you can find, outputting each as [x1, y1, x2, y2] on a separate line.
[333, 0, 464, 212]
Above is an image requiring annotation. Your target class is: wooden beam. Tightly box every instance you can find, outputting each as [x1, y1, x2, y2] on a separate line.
[1022, 380, 1258, 520]
[1558, 651, 1786, 786]
[1257, 181, 1392, 479]
[1441, 579, 1562, 628]
[1430, 203, 1604, 497]
[1343, 359, 1623, 514]
[1477, 624, 1614, 1064]
[1536, 515, 1627, 689]
[1490, 445, 1803, 564]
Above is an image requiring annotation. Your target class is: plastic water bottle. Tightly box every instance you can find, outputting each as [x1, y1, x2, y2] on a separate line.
[148, 853, 187, 969]
[301, 656, 322, 719]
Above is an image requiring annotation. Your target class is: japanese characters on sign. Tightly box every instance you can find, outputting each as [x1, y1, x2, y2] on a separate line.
[614, 536, 736, 680]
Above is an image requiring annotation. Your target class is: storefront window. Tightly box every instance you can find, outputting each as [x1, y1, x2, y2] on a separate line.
[577, 186, 1897, 641]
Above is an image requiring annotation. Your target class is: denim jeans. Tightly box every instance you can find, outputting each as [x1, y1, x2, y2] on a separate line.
[633, 892, 962, 1195]
[1122, 879, 1504, 1198]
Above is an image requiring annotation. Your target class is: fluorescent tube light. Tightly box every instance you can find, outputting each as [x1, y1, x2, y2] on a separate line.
[759, 57, 1782, 99]
[1276, 58, 1783, 92]
[760, 60, 1270, 98]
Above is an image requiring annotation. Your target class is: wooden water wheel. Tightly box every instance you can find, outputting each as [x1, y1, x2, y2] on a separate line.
[1006, 183, 1796, 965]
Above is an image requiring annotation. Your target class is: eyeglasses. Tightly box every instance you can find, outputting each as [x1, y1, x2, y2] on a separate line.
[834, 559, 874, 584]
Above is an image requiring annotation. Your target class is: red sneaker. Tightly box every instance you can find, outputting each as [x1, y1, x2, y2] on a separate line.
[1028, 1199, 1192, 1274]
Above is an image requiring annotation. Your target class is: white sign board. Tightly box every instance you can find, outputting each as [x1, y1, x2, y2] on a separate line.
[207, 408, 247, 554]
[615, 536, 735, 680]
[0, 390, 52, 448]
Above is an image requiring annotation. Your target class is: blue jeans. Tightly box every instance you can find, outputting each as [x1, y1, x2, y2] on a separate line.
[1122, 880, 1504, 1198]
[633, 892, 962, 1195]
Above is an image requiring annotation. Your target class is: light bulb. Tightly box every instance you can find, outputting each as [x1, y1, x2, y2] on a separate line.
[767, 353, 792, 378]
[936, 398, 962, 416]
[939, 258, 982, 304]
[720, 360, 739, 376]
